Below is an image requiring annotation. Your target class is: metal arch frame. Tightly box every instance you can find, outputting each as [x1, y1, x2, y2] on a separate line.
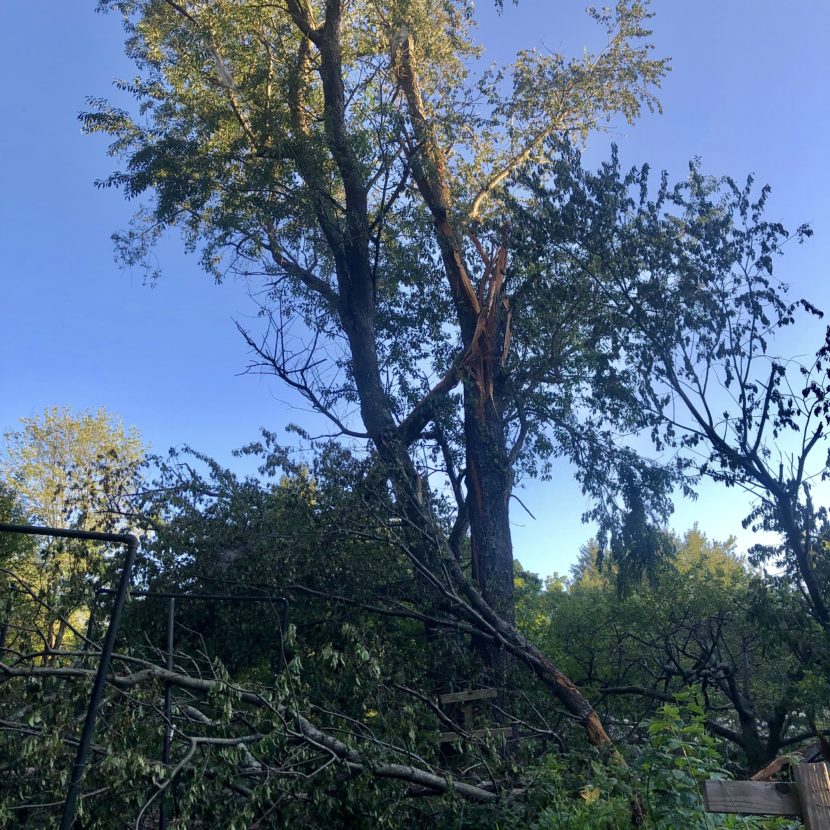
[0, 523, 139, 830]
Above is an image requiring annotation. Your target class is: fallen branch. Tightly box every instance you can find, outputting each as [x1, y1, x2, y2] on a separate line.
[0, 659, 498, 803]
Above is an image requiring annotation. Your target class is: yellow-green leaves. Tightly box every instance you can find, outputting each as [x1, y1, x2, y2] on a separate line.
[1, 406, 145, 532]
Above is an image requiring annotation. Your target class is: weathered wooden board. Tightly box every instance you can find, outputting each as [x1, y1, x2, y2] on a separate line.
[794, 763, 830, 829]
[703, 780, 801, 816]
[439, 688, 497, 704]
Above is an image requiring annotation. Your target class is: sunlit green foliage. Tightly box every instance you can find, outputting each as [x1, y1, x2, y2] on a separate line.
[0, 407, 145, 657]
[3, 0, 828, 823]
[516, 528, 814, 773]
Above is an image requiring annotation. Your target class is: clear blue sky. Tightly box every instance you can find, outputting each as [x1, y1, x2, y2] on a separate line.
[1, 2, 828, 576]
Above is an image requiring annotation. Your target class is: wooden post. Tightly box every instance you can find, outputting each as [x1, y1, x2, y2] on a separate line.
[463, 701, 474, 731]
[795, 763, 830, 829]
[704, 763, 830, 829]
[438, 689, 504, 743]
[436, 688, 543, 745]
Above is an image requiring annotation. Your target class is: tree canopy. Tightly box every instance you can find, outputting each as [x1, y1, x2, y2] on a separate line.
[78, 0, 830, 754]
[0, 1, 828, 826]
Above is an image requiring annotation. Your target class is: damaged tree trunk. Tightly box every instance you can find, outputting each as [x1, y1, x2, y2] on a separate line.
[393, 35, 517, 635]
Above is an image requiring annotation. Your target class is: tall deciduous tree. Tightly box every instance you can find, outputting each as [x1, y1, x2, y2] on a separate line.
[516, 529, 807, 772]
[0, 484, 36, 654]
[86, 0, 668, 743]
[509, 150, 828, 629]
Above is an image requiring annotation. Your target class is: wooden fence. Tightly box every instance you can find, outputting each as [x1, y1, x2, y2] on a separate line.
[705, 763, 830, 829]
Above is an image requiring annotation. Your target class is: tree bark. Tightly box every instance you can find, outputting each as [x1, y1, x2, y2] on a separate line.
[465, 390, 514, 626]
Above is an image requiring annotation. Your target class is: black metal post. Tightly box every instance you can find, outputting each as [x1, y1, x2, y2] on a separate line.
[0, 585, 13, 652]
[0, 523, 139, 830]
[160, 596, 175, 830]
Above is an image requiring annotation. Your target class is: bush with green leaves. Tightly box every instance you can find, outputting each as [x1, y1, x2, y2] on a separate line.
[517, 692, 801, 830]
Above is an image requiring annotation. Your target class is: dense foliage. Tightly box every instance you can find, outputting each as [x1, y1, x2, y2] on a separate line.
[1, 0, 829, 826]
[0, 437, 826, 827]
[0, 408, 145, 660]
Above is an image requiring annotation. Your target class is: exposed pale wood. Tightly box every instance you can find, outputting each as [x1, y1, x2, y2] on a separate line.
[439, 726, 515, 743]
[752, 755, 798, 782]
[439, 688, 497, 704]
[703, 780, 801, 816]
[752, 743, 821, 781]
[794, 763, 830, 829]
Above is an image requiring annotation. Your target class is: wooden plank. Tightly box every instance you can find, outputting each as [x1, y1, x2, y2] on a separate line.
[794, 763, 830, 829]
[439, 727, 515, 743]
[703, 780, 801, 816]
[469, 727, 514, 739]
[439, 688, 497, 704]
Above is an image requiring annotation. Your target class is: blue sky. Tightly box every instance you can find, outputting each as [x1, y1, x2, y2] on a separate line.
[1, 2, 828, 576]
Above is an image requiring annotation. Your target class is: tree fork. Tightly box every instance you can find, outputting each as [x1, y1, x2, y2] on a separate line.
[392, 33, 517, 627]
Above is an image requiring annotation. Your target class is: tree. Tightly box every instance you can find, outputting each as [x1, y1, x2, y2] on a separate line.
[516, 528, 812, 773]
[0, 406, 145, 654]
[1, 464, 797, 825]
[85, 0, 670, 744]
[0, 448, 575, 824]
[508, 150, 829, 630]
[0, 484, 37, 654]
[2, 406, 144, 532]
